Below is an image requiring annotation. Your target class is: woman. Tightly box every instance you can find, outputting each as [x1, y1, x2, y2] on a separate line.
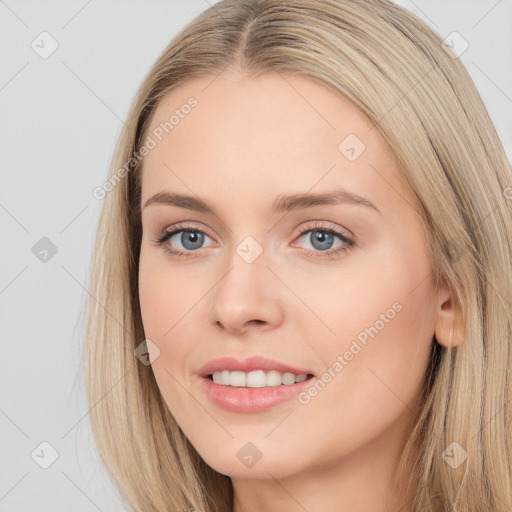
[85, 0, 512, 510]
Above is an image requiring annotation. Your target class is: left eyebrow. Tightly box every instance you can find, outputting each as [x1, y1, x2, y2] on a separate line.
[142, 188, 381, 216]
[271, 189, 381, 215]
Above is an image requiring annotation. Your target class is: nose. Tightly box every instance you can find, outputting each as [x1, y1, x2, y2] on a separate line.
[209, 239, 284, 335]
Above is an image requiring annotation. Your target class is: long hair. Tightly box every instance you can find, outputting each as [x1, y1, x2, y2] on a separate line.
[85, 1, 512, 510]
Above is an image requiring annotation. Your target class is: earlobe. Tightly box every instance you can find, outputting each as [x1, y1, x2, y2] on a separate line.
[434, 286, 465, 348]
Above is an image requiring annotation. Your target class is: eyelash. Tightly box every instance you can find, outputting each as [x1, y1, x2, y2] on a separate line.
[152, 221, 355, 260]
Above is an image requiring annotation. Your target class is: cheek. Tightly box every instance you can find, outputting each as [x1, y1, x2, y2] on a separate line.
[138, 267, 171, 339]
[288, 245, 434, 353]
[284, 275, 436, 470]
[138, 251, 210, 414]
[138, 249, 206, 337]
[299, 241, 437, 411]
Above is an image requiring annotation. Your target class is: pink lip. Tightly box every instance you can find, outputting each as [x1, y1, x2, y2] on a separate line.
[200, 376, 314, 413]
[197, 356, 315, 413]
[197, 356, 314, 377]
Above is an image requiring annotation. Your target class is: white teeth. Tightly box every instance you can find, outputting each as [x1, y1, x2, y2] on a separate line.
[266, 370, 282, 387]
[246, 370, 266, 388]
[281, 372, 296, 385]
[210, 370, 310, 387]
[230, 371, 246, 387]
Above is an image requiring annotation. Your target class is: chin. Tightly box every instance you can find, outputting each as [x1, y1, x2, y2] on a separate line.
[191, 441, 305, 480]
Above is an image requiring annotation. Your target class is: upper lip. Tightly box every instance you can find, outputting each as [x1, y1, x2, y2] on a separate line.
[198, 356, 315, 377]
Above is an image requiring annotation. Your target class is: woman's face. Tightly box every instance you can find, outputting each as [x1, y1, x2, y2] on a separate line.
[138, 67, 443, 481]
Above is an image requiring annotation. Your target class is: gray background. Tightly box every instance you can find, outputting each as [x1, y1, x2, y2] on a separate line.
[1, 1, 511, 510]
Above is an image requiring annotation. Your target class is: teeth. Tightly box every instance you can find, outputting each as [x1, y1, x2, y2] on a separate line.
[266, 370, 282, 387]
[211, 370, 310, 387]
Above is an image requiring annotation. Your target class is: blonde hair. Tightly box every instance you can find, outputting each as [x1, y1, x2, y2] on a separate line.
[85, 0, 512, 510]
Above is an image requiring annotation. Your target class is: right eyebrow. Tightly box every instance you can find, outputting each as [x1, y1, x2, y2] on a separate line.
[143, 192, 218, 214]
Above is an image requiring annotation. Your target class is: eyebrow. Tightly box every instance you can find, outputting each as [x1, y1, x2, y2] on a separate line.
[143, 189, 381, 215]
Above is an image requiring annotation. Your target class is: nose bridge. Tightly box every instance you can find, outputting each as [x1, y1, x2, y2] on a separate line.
[210, 232, 283, 331]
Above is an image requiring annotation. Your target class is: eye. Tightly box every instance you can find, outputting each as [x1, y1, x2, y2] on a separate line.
[154, 223, 216, 258]
[293, 222, 355, 259]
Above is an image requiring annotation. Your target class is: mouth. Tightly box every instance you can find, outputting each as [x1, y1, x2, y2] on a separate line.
[206, 370, 315, 388]
[197, 356, 316, 412]
[200, 371, 316, 413]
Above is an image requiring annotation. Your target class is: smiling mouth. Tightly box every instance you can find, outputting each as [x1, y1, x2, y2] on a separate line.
[207, 369, 315, 388]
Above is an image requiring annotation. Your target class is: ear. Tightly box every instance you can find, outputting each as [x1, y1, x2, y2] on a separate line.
[434, 283, 465, 348]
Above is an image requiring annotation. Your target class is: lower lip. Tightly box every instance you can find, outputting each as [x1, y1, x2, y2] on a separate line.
[199, 375, 315, 413]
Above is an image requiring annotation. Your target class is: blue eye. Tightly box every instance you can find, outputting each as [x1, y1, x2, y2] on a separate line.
[301, 230, 339, 251]
[156, 227, 214, 256]
[294, 226, 355, 259]
[172, 230, 205, 250]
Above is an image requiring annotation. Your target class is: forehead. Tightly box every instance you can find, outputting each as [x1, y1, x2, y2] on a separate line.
[140, 68, 412, 217]
[144, 68, 374, 157]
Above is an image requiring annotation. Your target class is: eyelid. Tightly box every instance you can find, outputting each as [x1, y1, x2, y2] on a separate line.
[295, 220, 353, 238]
[158, 221, 217, 241]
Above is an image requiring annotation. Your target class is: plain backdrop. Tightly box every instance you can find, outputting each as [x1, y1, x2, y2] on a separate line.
[1, 1, 511, 510]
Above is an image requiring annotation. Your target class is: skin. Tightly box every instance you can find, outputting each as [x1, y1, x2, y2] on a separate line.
[138, 66, 462, 512]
